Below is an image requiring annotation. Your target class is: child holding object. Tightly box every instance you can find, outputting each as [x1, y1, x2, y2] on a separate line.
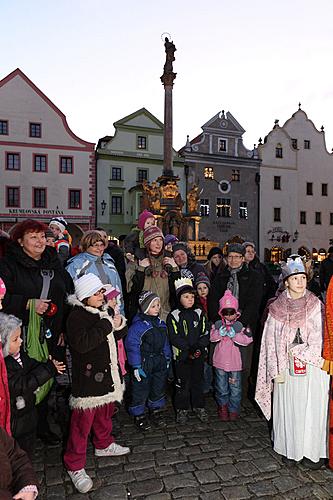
[210, 290, 252, 421]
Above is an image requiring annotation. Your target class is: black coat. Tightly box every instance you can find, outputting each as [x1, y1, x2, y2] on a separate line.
[5, 351, 57, 440]
[0, 243, 70, 353]
[248, 256, 277, 312]
[167, 307, 209, 361]
[66, 297, 127, 408]
[0, 427, 38, 499]
[319, 257, 333, 292]
[208, 264, 264, 333]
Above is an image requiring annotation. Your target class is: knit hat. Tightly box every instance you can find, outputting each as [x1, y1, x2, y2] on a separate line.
[164, 234, 179, 246]
[227, 243, 245, 256]
[243, 241, 255, 250]
[175, 277, 195, 297]
[49, 217, 68, 233]
[172, 242, 189, 255]
[74, 273, 112, 302]
[143, 226, 164, 247]
[138, 290, 159, 314]
[104, 286, 121, 301]
[207, 247, 223, 260]
[0, 313, 22, 357]
[280, 255, 306, 282]
[219, 290, 239, 316]
[195, 273, 211, 288]
[0, 278, 6, 297]
[138, 210, 155, 230]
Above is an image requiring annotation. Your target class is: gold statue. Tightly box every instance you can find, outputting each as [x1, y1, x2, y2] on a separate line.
[160, 180, 179, 199]
[142, 180, 161, 211]
[187, 184, 200, 213]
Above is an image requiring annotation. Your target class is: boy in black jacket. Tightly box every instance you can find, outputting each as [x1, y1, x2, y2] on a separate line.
[166, 278, 209, 424]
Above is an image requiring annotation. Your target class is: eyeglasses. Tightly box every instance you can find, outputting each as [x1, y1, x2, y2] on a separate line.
[93, 288, 106, 296]
[227, 255, 243, 260]
[91, 242, 105, 249]
[222, 308, 237, 316]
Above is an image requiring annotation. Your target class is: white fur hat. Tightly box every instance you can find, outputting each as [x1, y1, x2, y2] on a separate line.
[74, 273, 112, 302]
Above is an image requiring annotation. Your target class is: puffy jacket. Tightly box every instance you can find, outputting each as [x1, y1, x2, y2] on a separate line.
[167, 307, 209, 361]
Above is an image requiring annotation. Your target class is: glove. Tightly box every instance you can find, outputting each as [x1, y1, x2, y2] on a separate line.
[133, 366, 147, 382]
[188, 346, 202, 360]
[166, 358, 171, 369]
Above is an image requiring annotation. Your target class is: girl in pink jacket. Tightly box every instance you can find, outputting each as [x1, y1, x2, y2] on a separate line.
[210, 290, 252, 421]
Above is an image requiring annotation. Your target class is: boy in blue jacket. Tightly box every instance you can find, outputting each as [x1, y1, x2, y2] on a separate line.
[125, 290, 171, 430]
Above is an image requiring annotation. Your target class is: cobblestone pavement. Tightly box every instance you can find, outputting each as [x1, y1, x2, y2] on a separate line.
[34, 394, 333, 499]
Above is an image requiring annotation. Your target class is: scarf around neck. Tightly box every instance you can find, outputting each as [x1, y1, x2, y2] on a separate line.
[226, 265, 243, 299]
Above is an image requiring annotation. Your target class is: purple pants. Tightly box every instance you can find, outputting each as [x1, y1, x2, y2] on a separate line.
[64, 402, 115, 471]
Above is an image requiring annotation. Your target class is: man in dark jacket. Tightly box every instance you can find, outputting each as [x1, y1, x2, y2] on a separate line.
[208, 244, 264, 399]
[319, 246, 333, 296]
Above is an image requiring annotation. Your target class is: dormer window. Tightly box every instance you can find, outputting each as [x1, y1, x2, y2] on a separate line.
[275, 143, 283, 158]
[218, 138, 227, 152]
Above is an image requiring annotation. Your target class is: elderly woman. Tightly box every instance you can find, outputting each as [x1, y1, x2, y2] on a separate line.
[126, 226, 180, 322]
[66, 230, 124, 312]
[0, 219, 69, 445]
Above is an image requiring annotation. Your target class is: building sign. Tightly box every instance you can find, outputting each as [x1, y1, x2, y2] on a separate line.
[212, 220, 236, 232]
[8, 208, 64, 215]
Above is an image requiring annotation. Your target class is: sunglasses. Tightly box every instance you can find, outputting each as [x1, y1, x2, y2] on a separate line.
[93, 288, 106, 296]
[222, 308, 237, 316]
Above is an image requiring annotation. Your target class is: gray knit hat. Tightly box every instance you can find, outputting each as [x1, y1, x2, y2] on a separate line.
[227, 243, 245, 256]
[0, 312, 22, 357]
[138, 290, 159, 314]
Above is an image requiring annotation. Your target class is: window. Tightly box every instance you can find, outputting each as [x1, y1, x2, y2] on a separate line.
[274, 176, 281, 190]
[232, 169, 240, 182]
[112, 167, 122, 180]
[239, 201, 248, 219]
[204, 167, 214, 179]
[200, 198, 210, 217]
[291, 138, 298, 149]
[218, 138, 227, 152]
[0, 120, 8, 135]
[33, 188, 46, 208]
[69, 189, 81, 209]
[137, 169, 148, 182]
[60, 156, 73, 174]
[6, 187, 20, 207]
[274, 207, 281, 222]
[306, 182, 313, 195]
[216, 198, 231, 218]
[304, 140, 311, 149]
[322, 183, 328, 196]
[330, 213, 333, 225]
[275, 143, 283, 158]
[300, 211, 306, 224]
[29, 123, 41, 138]
[6, 153, 20, 170]
[111, 195, 122, 214]
[137, 136, 147, 149]
[33, 155, 47, 172]
[315, 212, 321, 225]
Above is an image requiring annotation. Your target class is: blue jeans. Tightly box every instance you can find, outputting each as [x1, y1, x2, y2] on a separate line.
[214, 368, 242, 414]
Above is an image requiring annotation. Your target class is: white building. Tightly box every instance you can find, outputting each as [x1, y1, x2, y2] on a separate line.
[96, 108, 185, 236]
[258, 107, 333, 263]
[0, 68, 95, 241]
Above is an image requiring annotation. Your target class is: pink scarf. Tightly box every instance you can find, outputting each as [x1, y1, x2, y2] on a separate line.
[0, 343, 11, 434]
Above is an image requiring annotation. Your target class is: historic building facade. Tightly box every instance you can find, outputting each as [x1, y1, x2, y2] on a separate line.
[0, 69, 95, 241]
[258, 107, 333, 263]
[180, 110, 260, 248]
[96, 108, 185, 236]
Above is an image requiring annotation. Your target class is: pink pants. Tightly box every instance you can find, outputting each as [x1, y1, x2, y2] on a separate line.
[64, 402, 115, 471]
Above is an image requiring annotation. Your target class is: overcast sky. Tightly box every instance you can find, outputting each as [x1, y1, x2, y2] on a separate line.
[2, 0, 333, 152]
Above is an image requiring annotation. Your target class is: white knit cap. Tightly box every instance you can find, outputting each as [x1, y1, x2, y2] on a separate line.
[49, 217, 67, 233]
[74, 273, 112, 302]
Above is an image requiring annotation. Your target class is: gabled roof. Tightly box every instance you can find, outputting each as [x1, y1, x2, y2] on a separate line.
[202, 111, 245, 135]
[113, 107, 164, 130]
[0, 68, 94, 148]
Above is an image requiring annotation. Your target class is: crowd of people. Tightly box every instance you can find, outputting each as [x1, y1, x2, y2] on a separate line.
[0, 211, 333, 496]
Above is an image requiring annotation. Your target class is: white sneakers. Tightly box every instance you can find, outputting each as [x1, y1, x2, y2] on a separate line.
[95, 442, 130, 457]
[67, 468, 93, 493]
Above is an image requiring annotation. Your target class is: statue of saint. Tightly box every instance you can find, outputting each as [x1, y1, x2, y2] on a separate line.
[164, 37, 176, 74]
[187, 184, 200, 213]
[150, 181, 161, 211]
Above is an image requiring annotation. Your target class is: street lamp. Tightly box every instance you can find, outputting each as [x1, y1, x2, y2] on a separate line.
[293, 230, 299, 242]
[101, 200, 107, 216]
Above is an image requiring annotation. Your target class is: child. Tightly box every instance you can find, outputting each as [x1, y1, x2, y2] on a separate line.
[210, 290, 252, 421]
[49, 217, 71, 264]
[124, 209, 156, 262]
[164, 234, 178, 252]
[64, 273, 129, 494]
[125, 290, 171, 431]
[167, 278, 209, 424]
[45, 228, 56, 247]
[0, 312, 65, 457]
[195, 273, 210, 315]
[104, 286, 127, 377]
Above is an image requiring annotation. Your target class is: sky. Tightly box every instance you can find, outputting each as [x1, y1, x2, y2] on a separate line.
[2, 0, 333, 152]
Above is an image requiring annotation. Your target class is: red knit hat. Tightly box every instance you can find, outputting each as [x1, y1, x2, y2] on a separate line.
[138, 210, 155, 230]
[143, 226, 164, 247]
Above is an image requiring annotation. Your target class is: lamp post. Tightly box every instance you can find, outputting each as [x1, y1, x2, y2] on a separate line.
[101, 200, 107, 216]
[184, 164, 189, 213]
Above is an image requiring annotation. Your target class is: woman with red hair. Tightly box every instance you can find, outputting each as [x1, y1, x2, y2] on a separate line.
[0, 219, 70, 445]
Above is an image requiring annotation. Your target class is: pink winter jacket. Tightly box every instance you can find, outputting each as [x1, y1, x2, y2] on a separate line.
[210, 321, 253, 371]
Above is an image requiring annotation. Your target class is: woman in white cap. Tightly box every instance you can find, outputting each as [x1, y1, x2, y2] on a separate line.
[64, 273, 129, 493]
[255, 255, 329, 469]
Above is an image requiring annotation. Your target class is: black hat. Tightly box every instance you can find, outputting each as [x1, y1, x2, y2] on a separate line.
[207, 247, 223, 260]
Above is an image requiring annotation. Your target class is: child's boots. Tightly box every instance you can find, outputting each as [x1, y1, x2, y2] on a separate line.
[150, 409, 166, 428]
[218, 404, 229, 421]
[134, 414, 151, 431]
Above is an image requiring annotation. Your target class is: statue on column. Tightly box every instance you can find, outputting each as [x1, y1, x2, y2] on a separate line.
[187, 184, 200, 213]
[163, 37, 176, 74]
[142, 180, 161, 211]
